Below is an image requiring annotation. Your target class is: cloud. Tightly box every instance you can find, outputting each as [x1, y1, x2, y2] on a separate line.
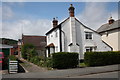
[1, 2, 52, 40]
[2, 5, 14, 20]
[2, 19, 52, 40]
[22, 19, 52, 36]
[0, 5, 2, 38]
[76, 2, 118, 30]
[1, 2, 118, 40]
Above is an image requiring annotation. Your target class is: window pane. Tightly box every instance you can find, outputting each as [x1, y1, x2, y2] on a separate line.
[90, 47, 93, 52]
[86, 47, 93, 52]
[85, 32, 92, 39]
[86, 49, 89, 52]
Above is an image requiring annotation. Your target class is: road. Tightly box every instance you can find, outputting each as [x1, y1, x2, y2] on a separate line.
[2, 64, 119, 78]
[69, 71, 119, 78]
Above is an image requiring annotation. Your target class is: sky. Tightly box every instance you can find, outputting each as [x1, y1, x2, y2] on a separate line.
[1, 2, 118, 40]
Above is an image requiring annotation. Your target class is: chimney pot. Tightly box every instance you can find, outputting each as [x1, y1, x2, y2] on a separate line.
[68, 4, 75, 17]
[52, 18, 58, 28]
[108, 17, 115, 24]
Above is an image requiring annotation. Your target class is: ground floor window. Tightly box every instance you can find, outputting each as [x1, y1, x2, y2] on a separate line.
[86, 47, 93, 52]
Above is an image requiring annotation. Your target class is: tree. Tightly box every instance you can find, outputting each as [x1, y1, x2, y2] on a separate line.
[21, 44, 37, 60]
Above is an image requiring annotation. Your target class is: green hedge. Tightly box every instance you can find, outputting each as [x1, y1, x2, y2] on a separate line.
[52, 52, 79, 69]
[84, 51, 120, 66]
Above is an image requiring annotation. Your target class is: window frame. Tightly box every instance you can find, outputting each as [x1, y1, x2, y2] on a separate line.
[85, 32, 93, 40]
[85, 47, 93, 52]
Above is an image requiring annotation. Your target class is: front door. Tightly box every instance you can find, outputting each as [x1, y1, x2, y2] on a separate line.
[48, 48, 50, 57]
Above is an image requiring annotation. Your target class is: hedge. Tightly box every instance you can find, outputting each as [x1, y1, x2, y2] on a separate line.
[52, 52, 79, 69]
[84, 51, 120, 66]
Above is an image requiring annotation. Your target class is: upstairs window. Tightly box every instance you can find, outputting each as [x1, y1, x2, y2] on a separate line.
[85, 32, 92, 39]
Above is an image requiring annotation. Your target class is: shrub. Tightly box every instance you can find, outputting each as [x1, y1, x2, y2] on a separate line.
[21, 44, 37, 59]
[84, 51, 120, 66]
[52, 52, 79, 69]
[9, 55, 17, 61]
[29, 56, 41, 65]
[44, 57, 53, 67]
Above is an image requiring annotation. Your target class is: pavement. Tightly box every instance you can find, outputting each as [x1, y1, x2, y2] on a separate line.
[2, 64, 120, 78]
[0, 70, 8, 74]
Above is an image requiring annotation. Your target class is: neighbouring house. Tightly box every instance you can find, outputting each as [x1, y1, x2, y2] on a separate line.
[0, 44, 13, 57]
[97, 17, 120, 51]
[10, 45, 18, 55]
[45, 4, 112, 59]
[1, 38, 18, 55]
[22, 35, 47, 57]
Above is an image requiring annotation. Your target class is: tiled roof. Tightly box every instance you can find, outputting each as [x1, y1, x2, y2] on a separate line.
[97, 19, 120, 33]
[22, 35, 46, 49]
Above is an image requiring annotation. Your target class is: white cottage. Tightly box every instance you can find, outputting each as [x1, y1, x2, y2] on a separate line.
[46, 4, 112, 60]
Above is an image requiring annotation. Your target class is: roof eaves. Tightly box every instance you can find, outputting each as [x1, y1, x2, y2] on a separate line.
[45, 17, 70, 35]
[98, 27, 120, 34]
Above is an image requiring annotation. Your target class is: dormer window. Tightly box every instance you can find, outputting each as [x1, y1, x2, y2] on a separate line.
[85, 32, 92, 40]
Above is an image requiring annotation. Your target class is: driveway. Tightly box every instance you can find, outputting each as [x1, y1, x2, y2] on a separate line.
[19, 58, 48, 73]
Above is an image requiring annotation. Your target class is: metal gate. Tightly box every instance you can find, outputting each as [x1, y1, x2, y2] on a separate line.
[9, 61, 18, 73]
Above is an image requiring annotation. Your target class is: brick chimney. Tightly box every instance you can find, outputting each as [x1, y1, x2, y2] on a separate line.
[52, 18, 58, 28]
[108, 17, 115, 24]
[68, 4, 75, 17]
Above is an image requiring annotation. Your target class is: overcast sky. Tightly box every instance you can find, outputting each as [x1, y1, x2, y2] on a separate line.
[1, 2, 118, 40]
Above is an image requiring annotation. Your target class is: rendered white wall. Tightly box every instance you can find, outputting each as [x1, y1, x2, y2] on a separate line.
[46, 17, 112, 59]
[102, 31, 120, 51]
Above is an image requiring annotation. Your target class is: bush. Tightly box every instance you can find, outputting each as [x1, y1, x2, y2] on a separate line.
[44, 57, 53, 67]
[29, 56, 41, 65]
[84, 51, 120, 66]
[52, 52, 79, 69]
[21, 44, 37, 59]
[9, 55, 17, 60]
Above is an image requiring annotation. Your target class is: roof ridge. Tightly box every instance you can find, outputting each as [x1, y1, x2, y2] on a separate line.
[23, 35, 46, 37]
